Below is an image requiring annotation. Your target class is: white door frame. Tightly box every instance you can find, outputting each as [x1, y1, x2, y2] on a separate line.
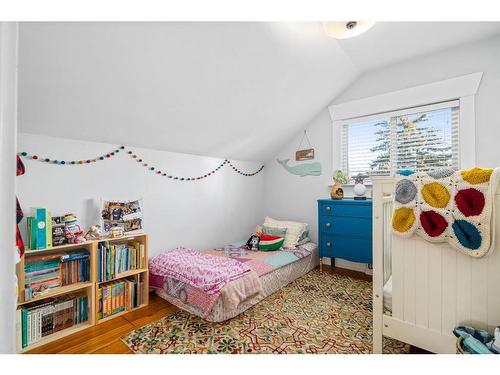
[0, 22, 19, 354]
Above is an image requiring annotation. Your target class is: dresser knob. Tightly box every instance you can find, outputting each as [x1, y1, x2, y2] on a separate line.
[325, 222, 331, 228]
[325, 206, 331, 211]
[326, 242, 331, 247]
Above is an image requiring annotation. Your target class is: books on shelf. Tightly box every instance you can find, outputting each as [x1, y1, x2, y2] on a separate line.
[97, 277, 144, 320]
[60, 251, 91, 286]
[98, 241, 145, 282]
[26, 209, 69, 250]
[18, 294, 88, 349]
[24, 251, 90, 301]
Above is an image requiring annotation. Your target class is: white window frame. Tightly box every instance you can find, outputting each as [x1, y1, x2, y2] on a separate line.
[329, 72, 483, 175]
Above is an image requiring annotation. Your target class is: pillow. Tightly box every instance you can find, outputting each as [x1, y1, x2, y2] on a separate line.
[262, 225, 287, 237]
[263, 217, 307, 249]
[297, 237, 310, 246]
[258, 234, 284, 251]
[298, 229, 309, 242]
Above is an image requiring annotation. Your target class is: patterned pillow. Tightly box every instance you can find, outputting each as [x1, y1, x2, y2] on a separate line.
[261, 225, 287, 237]
[298, 229, 309, 242]
[258, 234, 284, 251]
[263, 217, 308, 249]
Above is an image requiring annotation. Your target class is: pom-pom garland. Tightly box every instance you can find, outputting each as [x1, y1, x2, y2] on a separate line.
[18, 145, 264, 181]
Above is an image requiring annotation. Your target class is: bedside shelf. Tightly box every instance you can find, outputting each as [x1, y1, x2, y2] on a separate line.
[96, 304, 147, 325]
[98, 268, 148, 284]
[18, 281, 93, 306]
[20, 322, 92, 353]
[16, 233, 149, 353]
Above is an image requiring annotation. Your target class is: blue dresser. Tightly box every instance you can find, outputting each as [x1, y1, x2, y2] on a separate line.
[317, 199, 372, 269]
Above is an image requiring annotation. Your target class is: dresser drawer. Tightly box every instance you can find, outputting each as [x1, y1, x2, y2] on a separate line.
[320, 235, 372, 264]
[319, 202, 371, 218]
[319, 217, 371, 238]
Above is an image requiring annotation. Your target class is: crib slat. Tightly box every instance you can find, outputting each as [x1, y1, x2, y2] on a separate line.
[456, 254, 472, 326]
[403, 239, 416, 324]
[486, 202, 500, 331]
[391, 235, 405, 320]
[470, 257, 488, 331]
[415, 241, 429, 328]
[441, 246, 457, 335]
[428, 242, 442, 332]
[487, 242, 500, 331]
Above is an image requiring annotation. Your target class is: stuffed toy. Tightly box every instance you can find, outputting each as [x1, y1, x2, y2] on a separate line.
[84, 224, 102, 240]
[246, 234, 260, 251]
[63, 213, 86, 243]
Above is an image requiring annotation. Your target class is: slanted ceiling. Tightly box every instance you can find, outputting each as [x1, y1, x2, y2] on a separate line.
[18, 22, 500, 162]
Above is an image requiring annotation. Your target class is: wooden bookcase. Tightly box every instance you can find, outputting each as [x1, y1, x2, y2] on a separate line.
[16, 233, 149, 353]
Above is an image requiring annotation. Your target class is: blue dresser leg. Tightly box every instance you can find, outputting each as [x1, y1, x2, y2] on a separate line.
[331, 257, 335, 268]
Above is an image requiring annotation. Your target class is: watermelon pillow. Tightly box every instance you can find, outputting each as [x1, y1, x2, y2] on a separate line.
[258, 234, 284, 251]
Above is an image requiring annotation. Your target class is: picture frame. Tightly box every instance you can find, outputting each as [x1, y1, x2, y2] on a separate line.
[295, 148, 315, 161]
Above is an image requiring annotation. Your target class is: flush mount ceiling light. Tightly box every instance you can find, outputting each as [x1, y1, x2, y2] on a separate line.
[323, 21, 375, 39]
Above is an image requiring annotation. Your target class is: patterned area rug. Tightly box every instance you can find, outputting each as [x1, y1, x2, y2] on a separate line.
[122, 269, 409, 354]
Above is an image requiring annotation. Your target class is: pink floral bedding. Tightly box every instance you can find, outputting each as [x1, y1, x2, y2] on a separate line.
[149, 243, 314, 318]
[149, 247, 251, 295]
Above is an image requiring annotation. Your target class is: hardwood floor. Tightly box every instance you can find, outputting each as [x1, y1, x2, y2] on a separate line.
[26, 265, 420, 354]
[26, 293, 176, 354]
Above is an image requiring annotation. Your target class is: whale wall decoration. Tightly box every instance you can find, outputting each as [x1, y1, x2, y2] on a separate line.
[276, 158, 322, 177]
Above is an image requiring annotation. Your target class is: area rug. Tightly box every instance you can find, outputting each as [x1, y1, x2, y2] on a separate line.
[122, 269, 409, 354]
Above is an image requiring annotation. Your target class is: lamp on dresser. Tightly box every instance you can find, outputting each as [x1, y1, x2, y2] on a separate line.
[317, 199, 373, 271]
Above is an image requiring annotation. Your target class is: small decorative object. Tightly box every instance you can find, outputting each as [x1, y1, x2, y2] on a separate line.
[246, 234, 260, 251]
[110, 226, 124, 238]
[277, 159, 322, 177]
[84, 224, 103, 240]
[295, 130, 315, 161]
[101, 199, 144, 235]
[63, 213, 86, 244]
[331, 169, 349, 199]
[353, 173, 368, 200]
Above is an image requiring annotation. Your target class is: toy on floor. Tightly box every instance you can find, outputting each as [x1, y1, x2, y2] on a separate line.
[63, 213, 86, 244]
[454, 325, 500, 354]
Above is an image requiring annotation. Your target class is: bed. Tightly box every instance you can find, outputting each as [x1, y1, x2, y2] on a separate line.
[149, 241, 319, 322]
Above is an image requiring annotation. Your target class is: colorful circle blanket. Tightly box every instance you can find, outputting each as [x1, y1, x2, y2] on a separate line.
[392, 167, 500, 258]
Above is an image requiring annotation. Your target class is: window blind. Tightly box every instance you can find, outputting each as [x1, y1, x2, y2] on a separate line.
[340, 100, 460, 177]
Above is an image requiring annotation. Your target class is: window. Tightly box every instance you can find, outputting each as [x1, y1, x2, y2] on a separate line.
[340, 100, 459, 177]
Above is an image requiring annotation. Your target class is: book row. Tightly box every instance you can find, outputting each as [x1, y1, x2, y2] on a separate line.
[26, 208, 68, 250]
[97, 277, 144, 320]
[24, 251, 90, 301]
[98, 241, 145, 282]
[18, 294, 89, 349]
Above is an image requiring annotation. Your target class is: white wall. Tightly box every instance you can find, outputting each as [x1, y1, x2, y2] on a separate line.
[264, 34, 500, 270]
[18, 134, 265, 258]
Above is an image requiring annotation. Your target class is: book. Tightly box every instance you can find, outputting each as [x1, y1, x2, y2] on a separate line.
[51, 216, 66, 246]
[35, 208, 47, 250]
[46, 211, 52, 248]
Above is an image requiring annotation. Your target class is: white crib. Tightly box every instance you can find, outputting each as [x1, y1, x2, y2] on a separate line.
[372, 176, 500, 354]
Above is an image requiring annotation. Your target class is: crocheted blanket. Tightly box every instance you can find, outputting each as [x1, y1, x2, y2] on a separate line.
[391, 167, 500, 258]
